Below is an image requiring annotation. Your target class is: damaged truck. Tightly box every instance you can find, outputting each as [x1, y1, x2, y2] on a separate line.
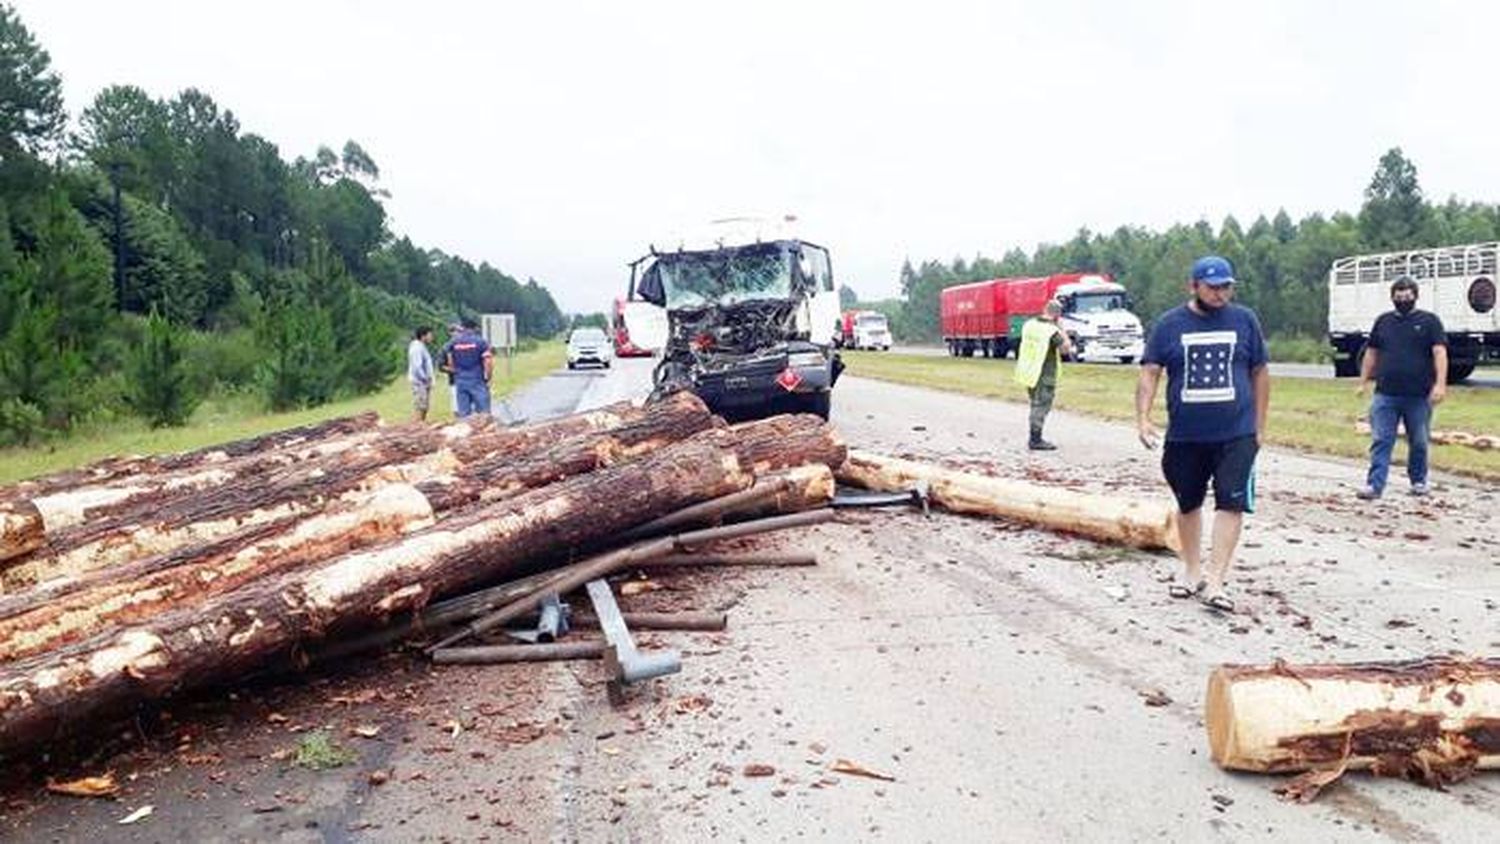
[630, 222, 843, 421]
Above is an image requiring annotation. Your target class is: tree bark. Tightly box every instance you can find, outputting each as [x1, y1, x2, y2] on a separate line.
[416, 391, 717, 512]
[836, 450, 1179, 551]
[1206, 658, 1500, 780]
[1, 435, 455, 591]
[2, 395, 717, 585]
[0, 419, 404, 565]
[0, 436, 752, 756]
[0, 484, 436, 662]
[698, 414, 847, 475]
[0, 413, 383, 506]
[446, 399, 676, 464]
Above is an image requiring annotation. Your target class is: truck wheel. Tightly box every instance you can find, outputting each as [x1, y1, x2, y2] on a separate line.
[1332, 357, 1357, 378]
[1448, 363, 1475, 383]
[1118, 356, 1135, 364]
[799, 391, 831, 420]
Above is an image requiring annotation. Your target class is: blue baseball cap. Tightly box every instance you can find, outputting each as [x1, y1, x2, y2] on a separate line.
[1191, 256, 1236, 286]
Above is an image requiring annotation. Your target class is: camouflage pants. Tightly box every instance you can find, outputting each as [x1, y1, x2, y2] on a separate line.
[1028, 380, 1056, 437]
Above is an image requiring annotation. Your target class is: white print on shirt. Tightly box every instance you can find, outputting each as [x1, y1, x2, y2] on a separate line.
[1179, 330, 1237, 404]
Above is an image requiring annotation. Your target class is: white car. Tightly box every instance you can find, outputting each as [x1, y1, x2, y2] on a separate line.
[566, 327, 613, 369]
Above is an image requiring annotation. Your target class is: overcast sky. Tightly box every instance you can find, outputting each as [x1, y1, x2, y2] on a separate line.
[17, 0, 1500, 311]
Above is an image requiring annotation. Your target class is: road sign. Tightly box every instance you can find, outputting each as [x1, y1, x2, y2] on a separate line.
[481, 313, 516, 350]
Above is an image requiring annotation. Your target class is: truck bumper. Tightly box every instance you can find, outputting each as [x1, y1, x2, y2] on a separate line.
[1076, 338, 1144, 362]
[694, 359, 833, 410]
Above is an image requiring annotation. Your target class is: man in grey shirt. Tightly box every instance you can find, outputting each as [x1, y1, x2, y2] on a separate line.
[407, 326, 435, 422]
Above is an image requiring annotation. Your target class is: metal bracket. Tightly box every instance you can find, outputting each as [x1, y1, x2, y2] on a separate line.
[535, 593, 568, 642]
[585, 579, 681, 699]
[831, 479, 930, 517]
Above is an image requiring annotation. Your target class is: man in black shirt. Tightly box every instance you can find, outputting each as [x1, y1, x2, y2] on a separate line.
[1356, 276, 1448, 499]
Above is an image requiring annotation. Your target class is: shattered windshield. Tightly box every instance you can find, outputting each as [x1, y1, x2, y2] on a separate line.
[651, 243, 792, 308]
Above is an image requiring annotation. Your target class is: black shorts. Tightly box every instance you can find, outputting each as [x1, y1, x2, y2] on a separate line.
[1161, 435, 1258, 514]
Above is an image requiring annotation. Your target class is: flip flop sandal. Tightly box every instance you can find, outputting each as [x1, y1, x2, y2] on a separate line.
[1168, 579, 1207, 599]
[1202, 593, 1236, 613]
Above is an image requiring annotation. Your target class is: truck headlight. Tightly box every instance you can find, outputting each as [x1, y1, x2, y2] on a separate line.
[787, 351, 827, 368]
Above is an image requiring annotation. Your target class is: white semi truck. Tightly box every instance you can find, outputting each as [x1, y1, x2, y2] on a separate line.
[1327, 241, 1498, 382]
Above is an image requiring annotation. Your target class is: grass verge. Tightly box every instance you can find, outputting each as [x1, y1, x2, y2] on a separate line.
[0, 341, 563, 485]
[842, 350, 1500, 480]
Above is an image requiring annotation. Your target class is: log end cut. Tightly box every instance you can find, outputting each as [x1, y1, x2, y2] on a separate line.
[0, 502, 45, 567]
[1206, 659, 1500, 775]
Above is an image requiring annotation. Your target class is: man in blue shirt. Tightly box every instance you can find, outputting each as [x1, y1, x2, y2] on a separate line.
[441, 318, 495, 418]
[1135, 256, 1270, 613]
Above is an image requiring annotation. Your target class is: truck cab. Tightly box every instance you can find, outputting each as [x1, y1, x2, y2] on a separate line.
[631, 218, 843, 420]
[851, 311, 892, 350]
[1050, 277, 1145, 363]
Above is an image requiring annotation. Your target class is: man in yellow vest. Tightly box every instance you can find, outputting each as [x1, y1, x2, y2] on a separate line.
[1013, 299, 1074, 450]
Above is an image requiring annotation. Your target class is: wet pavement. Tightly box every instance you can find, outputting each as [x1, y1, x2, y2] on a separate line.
[4, 361, 1498, 842]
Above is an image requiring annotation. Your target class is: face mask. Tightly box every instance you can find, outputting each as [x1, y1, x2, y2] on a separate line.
[1394, 299, 1415, 315]
[1195, 292, 1227, 312]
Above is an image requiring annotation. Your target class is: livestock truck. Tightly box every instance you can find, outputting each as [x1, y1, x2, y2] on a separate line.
[835, 309, 892, 350]
[940, 273, 1145, 362]
[1327, 241, 1497, 382]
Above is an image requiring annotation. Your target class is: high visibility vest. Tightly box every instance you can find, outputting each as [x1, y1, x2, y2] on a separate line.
[1013, 318, 1062, 389]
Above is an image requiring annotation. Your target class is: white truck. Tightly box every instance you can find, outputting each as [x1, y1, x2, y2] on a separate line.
[836, 310, 893, 350]
[630, 217, 844, 420]
[1328, 241, 1498, 382]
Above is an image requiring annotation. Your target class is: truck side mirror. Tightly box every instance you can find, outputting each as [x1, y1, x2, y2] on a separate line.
[637, 264, 666, 307]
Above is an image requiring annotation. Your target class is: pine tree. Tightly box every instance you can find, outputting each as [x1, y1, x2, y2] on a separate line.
[126, 310, 200, 427]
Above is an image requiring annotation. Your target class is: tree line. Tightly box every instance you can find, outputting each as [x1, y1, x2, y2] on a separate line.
[861, 150, 1500, 343]
[0, 4, 564, 443]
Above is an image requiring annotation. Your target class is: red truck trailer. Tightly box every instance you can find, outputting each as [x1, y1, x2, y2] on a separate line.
[940, 273, 1145, 361]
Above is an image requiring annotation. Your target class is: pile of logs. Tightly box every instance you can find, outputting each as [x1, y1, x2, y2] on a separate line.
[0, 393, 846, 758]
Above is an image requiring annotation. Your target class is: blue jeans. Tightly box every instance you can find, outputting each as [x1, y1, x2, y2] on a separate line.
[454, 379, 491, 418]
[1366, 392, 1432, 493]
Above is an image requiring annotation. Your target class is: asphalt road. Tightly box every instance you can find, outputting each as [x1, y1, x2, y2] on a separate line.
[892, 345, 1500, 388]
[8, 357, 1498, 842]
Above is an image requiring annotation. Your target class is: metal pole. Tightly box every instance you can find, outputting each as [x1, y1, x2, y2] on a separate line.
[644, 552, 817, 568]
[615, 477, 792, 543]
[426, 508, 834, 653]
[572, 610, 727, 632]
[433, 641, 605, 665]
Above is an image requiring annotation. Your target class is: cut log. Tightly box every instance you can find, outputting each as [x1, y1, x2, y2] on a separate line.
[446, 398, 681, 464]
[3, 395, 717, 587]
[1206, 658, 1500, 781]
[739, 464, 835, 518]
[1, 437, 456, 591]
[0, 436, 752, 755]
[415, 391, 716, 512]
[0, 412, 382, 506]
[698, 414, 847, 475]
[0, 420, 409, 565]
[0, 484, 436, 662]
[836, 450, 1179, 551]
